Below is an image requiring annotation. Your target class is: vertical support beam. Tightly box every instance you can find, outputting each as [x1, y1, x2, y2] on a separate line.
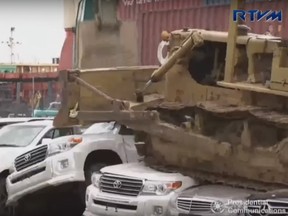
[31, 76, 35, 116]
[73, 0, 85, 69]
[47, 81, 54, 105]
[16, 82, 21, 104]
[224, 0, 245, 82]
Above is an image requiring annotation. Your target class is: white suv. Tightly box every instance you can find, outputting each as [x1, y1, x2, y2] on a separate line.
[0, 120, 80, 216]
[168, 185, 254, 216]
[84, 162, 198, 216]
[6, 122, 140, 216]
[0, 117, 51, 129]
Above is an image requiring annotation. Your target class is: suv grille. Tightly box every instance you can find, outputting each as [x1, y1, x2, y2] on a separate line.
[177, 197, 212, 213]
[15, 145, 48, 171]
[246, 199, 288, 216]
[100, 174, 143, 196]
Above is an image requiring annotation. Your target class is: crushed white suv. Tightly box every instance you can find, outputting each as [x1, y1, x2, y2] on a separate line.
[6, 122, 140, 215]
[169, 185, 254, 216]
[0, 120, 81, 216]
[84, 162, 198, 216]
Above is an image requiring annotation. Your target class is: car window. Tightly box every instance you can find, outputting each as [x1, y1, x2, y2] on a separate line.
[43, 128, 73, 139]
[49, 104, 57, 110]
[39, 128, 74, 145]
[74, 127, 82, 135]
[56, 128, 73, 138]
[84, 122, 115, 135]
[53, 129, 60, 138]
[0, 125, 45, 147]
[48, 102, 61, 110]
[43, 129, 54, 139]
[50, 104, 55, 110]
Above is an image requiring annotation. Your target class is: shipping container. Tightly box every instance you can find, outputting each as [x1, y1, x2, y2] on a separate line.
[58, 28, 75, 70]
[117, 0, 287, 65]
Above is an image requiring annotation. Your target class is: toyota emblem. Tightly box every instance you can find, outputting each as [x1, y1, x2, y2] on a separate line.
[259, 203, 271, 216]
[24, 153, 31, 162]
[113, 180, 122, 189]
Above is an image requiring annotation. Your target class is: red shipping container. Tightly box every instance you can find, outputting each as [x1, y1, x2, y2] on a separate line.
[117, 0, 288, 65]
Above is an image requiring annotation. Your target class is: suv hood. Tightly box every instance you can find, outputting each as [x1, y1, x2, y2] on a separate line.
[101, 162, 191, 182]
[179, 185, 254, 201]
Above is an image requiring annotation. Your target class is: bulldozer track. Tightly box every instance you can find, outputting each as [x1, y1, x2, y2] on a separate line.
[140, 102, 288, 191]
[147, 159, 288, 192]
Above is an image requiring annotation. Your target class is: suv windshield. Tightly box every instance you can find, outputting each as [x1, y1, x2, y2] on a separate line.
[83, 122, 115, 135]
[48, 102, 61, 110]
[0, 125, 45, 147]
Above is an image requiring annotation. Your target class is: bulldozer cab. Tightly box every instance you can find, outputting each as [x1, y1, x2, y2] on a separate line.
[162, 27, 287, 104]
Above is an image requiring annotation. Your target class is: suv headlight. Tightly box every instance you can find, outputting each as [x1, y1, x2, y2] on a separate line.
[48, 142, 69, 156]
[91, 173, 102, 188]
[47, 137, 83, 157]
[141, 181, 182, 196]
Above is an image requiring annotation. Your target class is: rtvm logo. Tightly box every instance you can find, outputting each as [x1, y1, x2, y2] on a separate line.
[233, 10, 282, 22]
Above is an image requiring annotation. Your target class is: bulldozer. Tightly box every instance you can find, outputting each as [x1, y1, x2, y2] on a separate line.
[54, 0, 288, 190]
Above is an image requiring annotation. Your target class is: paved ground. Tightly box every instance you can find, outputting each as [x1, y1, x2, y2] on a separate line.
[12, 191, 85, 216]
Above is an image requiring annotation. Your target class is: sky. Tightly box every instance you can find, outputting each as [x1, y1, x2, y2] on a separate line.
[0, 0, 65, 64]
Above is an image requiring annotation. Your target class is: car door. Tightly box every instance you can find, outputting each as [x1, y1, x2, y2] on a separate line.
[118, 124, 140, 163]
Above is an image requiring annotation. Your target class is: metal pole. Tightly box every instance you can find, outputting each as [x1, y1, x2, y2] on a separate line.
[10, 27, 14, 64]
[1, 27, 20, 63]
[224, 0, 245, 82]
[74, 0, 85, 69]
[32, 76, 35, 116]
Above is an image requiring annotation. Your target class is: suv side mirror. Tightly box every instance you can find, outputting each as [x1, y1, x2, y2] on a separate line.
[41, 138, 52, 145]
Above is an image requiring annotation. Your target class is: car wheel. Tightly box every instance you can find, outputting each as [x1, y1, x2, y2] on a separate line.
[84, 163, 109, 186]
[77, 163, 109, 210]
[0, 177, 10, 216]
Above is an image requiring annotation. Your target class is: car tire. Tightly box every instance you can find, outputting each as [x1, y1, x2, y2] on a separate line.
[78, 163, 109, 207]
[84, 163, 109, 186]
[0, 177, 11, 216]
